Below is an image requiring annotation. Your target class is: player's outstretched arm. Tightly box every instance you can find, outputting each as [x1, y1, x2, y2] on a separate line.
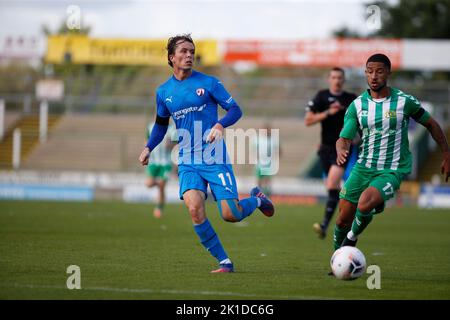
[139, 115, 170, 166]
[336, 137, 352, 166]
[207, 77, 243, 144]
[336, 101, 357, 166]
[422, 117, 450, 182]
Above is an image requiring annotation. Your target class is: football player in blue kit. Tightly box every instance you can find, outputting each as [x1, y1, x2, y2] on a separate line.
[139, 34, 275, 273]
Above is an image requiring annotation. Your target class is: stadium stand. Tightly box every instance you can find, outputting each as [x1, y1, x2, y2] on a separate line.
[418, 127, 450, 183]
[0, 113, 61, 169]
[20, 114, 320, 177]
[0, 67, 447, 181]
[3, 111, 21, 132]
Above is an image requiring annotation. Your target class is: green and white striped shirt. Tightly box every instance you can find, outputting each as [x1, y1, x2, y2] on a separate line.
[340, 88, 430, 174]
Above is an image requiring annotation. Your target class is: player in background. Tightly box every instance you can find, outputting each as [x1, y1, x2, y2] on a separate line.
[139, 34, 275, 273]
[144, 122, 177, 218]
[253, 123, 280, 197]
[304, 67, 358, 239]
[334, 53, 450, 251]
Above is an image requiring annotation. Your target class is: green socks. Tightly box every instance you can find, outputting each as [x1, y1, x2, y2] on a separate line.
[351, 209, 373, 237]
[333, 209, 374, 250]
[333, 225, 351, 250]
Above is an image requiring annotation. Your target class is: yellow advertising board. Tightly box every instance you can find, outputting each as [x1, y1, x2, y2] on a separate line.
[46, 35, 219, 66]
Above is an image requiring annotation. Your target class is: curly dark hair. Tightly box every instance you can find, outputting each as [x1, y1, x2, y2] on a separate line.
[166, 34, 195, 68]
[366, 53, 391, 70]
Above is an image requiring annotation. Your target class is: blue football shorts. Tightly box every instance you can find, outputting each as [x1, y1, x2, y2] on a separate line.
[178, 163, 239, 201]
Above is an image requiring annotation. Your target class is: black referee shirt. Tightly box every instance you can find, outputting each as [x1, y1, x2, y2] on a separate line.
[305, 89, 357, 146]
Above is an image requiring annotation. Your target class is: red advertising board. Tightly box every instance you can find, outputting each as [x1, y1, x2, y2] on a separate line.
[224, 39, 402, 68]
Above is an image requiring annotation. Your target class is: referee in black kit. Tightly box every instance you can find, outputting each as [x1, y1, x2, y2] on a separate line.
[304, 67, 357, 239]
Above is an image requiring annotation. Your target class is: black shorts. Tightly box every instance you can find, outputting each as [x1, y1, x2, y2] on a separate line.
[317, 144, 352, 174]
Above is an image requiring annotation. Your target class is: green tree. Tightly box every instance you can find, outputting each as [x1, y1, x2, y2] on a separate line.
[42, 19, 91, 36]
[333, 26, 363, 38]
[373, 0, 450, 39]
[334, 0, 450, 39]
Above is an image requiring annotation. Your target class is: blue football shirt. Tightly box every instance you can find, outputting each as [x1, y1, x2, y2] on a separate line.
[155, 70, 239, 165]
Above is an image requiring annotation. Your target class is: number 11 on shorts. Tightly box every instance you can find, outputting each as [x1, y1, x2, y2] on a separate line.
[218, 172, 233, 186]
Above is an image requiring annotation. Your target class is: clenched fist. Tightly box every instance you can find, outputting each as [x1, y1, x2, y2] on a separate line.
[139, 147, 150, 165]
[206, 123, 224, 143]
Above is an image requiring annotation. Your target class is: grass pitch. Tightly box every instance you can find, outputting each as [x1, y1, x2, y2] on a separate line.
[0, 200, 449, 300]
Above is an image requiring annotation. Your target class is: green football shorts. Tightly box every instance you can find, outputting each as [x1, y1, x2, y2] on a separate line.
[146, 164, 172, 181]
[339, 164, 405, 204]
[255, 165, 272, 178]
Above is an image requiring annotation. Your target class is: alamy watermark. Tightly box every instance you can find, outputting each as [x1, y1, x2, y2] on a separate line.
[366, 264, 381, 289]
[366, 5, 382, 31]
[66, 5, 81, 30]
[66, 265, 81, 289]
[167, 122, 280, 175]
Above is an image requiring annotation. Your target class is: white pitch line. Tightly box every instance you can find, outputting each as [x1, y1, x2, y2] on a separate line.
[1, 283, 334, 300]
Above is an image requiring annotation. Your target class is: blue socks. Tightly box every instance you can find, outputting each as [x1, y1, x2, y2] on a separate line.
[194, 219, 228, 263]
[194, 198, 259, 263]
[237, 197, 259, 220]
[217, 198, 259, 221]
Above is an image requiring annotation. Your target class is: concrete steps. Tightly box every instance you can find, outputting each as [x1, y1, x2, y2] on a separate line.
[0, 114, 61, 169]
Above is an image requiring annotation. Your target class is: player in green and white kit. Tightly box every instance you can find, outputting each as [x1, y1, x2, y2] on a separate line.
[253, 123, 280, 197]
[145, 122, 177, 218]
[333, 54, 450, 251]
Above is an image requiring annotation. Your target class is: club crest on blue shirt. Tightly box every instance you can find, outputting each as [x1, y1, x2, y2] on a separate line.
[196, 88, 205, 96]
